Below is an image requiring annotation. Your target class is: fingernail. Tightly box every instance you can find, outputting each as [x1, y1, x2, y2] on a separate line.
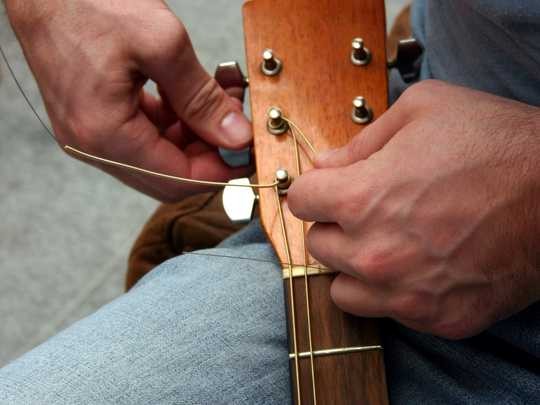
[221, 112, 253, 145]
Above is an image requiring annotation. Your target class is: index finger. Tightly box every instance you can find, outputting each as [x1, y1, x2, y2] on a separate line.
[287, 163, 366, 223]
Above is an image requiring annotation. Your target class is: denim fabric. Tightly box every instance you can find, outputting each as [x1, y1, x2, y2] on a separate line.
[1, 222, 539, 404]
[0, 223, 291, 404]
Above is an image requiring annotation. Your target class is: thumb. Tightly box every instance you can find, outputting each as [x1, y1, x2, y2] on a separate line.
[315, 101, 409, 168]
[137, 22, 252, 150]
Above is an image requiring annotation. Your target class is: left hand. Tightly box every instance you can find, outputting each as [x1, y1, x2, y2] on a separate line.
[288, 80, 540, 339]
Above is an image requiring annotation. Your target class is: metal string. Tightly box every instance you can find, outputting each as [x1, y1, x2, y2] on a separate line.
[292, 127, 317, 404]
[274, 185, 302, 405]
[64, 146, 279, 189]
[0, 40, 278, 191]
[284, 117, 316, 156]
[0, 43, 56, 141]
[1, 41, 323, 403]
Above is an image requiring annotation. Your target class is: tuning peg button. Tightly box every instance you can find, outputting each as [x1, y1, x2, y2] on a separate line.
[387, 38, 423, 83]
[215, 61, 248, 102]
[223, 178, 258, 224]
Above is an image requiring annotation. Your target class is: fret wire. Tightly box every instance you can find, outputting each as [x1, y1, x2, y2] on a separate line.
[292, 128, 318, 405]
[274, 186, 302, 405]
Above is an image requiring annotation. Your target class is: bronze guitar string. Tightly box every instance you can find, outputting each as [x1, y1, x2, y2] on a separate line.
[272, 121, 319, 405]
[292, 124, 317, 404]
[1, 40, 324, 404]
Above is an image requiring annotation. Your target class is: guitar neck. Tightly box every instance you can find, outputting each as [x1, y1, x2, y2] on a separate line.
[284, 274, 388, 404]
[243, 0, 389, 403]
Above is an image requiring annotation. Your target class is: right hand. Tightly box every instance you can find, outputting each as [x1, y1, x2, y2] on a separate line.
[6, 0, 253, 201]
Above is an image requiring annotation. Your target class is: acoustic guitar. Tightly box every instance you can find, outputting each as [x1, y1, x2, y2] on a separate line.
[226, 0, 391, 403]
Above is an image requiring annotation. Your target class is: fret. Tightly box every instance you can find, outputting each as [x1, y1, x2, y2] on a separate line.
[289, 345, 383, 360]
[282, 266, 337, 279]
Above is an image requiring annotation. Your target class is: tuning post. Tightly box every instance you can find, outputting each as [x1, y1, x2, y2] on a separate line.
[267, 107, 289, 135]
[275, 169, 292, 195]
[351, 96, 373, 125]
[261, 49, 282, 76]
[351, 38, 371, 66]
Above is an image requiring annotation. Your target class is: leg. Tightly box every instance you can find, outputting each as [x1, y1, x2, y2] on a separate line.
[0, 222, 291, 405]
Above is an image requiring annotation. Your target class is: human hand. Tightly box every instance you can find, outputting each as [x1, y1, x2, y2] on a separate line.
[288, 80, 540, 339]
[6, 0, 252, 201]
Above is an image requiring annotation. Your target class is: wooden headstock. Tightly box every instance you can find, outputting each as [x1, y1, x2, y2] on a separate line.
[243, 0, 388, 268]
[242, 1, 389, 404]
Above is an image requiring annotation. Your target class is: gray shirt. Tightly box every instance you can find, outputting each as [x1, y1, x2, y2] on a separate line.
[384, 2, 539, 403]
[413, 0, 540, 105]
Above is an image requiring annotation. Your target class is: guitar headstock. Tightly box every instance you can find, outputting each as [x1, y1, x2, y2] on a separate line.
[243, 0, 388, 268]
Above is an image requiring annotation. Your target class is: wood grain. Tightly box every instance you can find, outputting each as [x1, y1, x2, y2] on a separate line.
[243, 0, 389, 403]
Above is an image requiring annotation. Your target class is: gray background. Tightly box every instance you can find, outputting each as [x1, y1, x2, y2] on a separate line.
[0, 0, 406, 367]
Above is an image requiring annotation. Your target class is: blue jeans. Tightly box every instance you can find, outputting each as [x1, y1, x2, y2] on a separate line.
[1, 222, 539, 404]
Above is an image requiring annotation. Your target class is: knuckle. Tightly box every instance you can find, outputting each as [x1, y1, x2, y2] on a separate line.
[334, 183, 367, 226]
[399, 80, 429, 106]
[146, 18, 189, 60]
[390, 292, 435, 323]
[162, 22, 190, 57]
[135, 16, 190, 66]
[183, 78, 226, 121]
[67, 118, 101, 153]
[400, 79, 446, 106]
[350, 252, 392, 284]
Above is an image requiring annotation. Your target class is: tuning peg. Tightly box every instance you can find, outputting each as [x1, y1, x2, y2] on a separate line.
[351, 96, 373, 125]
[387, 38, 423, 83]
[261, 49, 282, 76]
[351, 38, 371, 66]
[214, 61, 249, 102]
[223, 178, 258, 224]
[219, 148, 251, 168]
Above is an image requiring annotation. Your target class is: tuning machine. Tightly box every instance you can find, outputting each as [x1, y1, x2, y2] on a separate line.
[214, 61, 249, 102]
[351, 37, 371, 66]
[223, 178, 258, 224]
[261, 49, 282, 76]
[387, 38, 423, 83]
[215, 61, 251, 169]
[351, 96, 373, 125]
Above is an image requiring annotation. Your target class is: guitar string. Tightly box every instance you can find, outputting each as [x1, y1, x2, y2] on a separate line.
[0, 43, 56, 142]
[1, 43, 321, 403]
[273, 185, 302, 405]
[1, 45, 317, 268]
[64, 146, 279, 189]
[272, 123, 318, 405]
[291, 126, 317, 404]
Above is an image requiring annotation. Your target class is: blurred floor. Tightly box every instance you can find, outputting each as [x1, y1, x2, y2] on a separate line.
[0, 1, 407, 367]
